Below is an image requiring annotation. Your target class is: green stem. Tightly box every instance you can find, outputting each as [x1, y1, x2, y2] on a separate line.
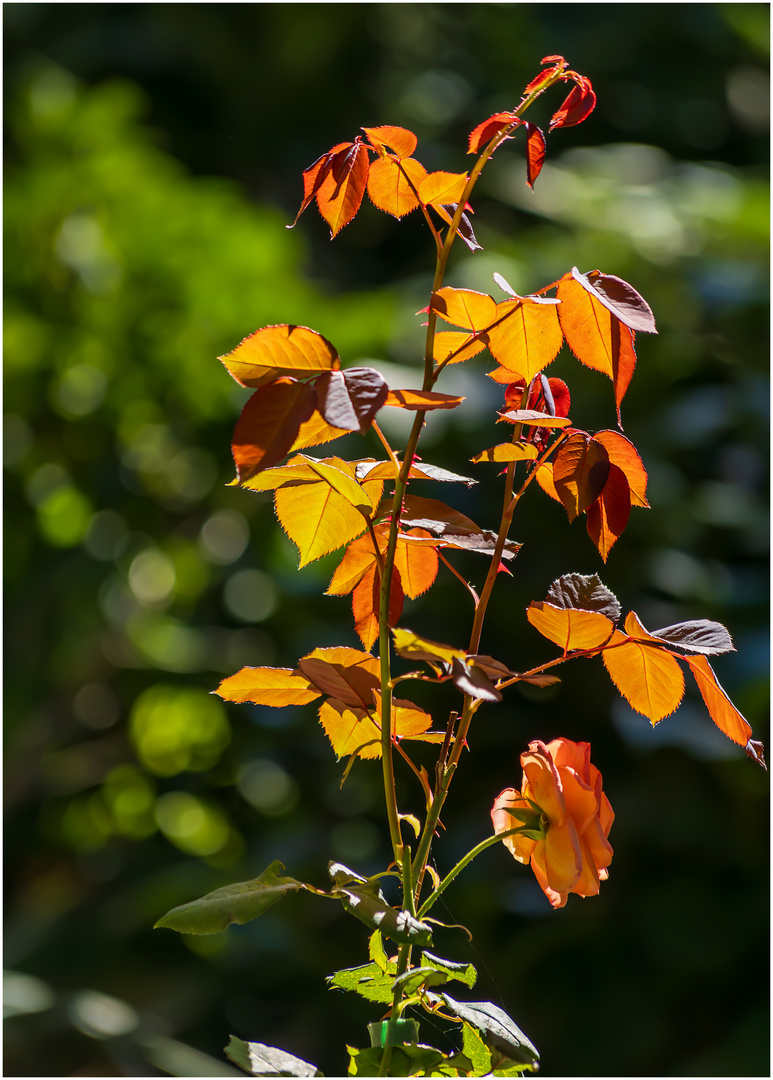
[417, 826, 526, 919]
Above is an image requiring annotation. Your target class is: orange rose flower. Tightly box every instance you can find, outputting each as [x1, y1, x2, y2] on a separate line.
[491, 738, 614, 909]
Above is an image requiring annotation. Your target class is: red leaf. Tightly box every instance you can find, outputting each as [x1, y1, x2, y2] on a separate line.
[523, 122, 546, 189]
[549, 76, 597, 130]
[586, 463, 631, 562]
[468, 111, 519, 155]
[232, 378, 317, 482]
[289, 142, 350, 228]
[523, 57, 567, 95]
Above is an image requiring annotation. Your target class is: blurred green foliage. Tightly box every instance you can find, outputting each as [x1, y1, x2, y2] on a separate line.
[4, 5, 768, 1077]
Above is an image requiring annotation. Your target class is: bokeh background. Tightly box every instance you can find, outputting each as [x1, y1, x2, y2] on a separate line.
[4, 4, 769, 1077]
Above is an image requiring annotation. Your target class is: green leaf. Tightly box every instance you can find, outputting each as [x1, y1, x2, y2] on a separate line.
[369, 930, 392, 973]
[461, 1023, 492, 1076]
[327, 962, 395, 1004]
[421, 952, 477, 989]
[225, 1035, 321, 1076]
[438, 995, 539, 1067]
[329, 862, 433, 947]
[391, 966, 449, 996]
[155, 861, 307, 935]
[347, 1043, 472, 1077]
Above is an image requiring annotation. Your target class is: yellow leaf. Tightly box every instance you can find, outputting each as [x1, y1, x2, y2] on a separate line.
[296, 455, 373, 514]
[486, 298, 563, 381]
[392, 627, 465, 667]
[214, 667, 321, 706]
[471, 442, 539, 464]
[220, 324, 340, 388]
[602, 629, 685, 723]
[275, 478, 369, 567]
[526, 602, 614, 652]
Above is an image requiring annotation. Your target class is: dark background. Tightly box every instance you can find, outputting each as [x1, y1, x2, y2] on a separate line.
[4, 4, 769, 1077]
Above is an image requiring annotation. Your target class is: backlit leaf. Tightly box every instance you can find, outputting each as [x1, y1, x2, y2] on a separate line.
[326, 531, 381, 597]
[214, 667, 321, 707]
[486, 298, 563, 382]
[384, 388, 465, 410]
[431, 287, 498, 331]
[592, 430, 649, 507]
[362, 125, 418, 159]
[523, 122, 546, 189]
[352, 563, 404, 650]
[220, 324, 339, 388]
[232, 379, 317, 482]
[534, 462, 561, 502]
[327, 961, 395, 1004]
[586, 462, 631, 561]
[367, 155, 427, 218]
[552, 432, 610, 521]
[318, 692, 431, 760]
[527, 601, 614, 651]
[468, 111, 518, 155]
[602, 626, 685, 723]
[498, 409, 571, 428]
[686, 655, 754, 749]
[549, 76, 596, 130]
[556, 273, 637, 387]
[471, 442, 539, 464]
[546, 572, 621, 623]
[392, 627, 466, 669]
[418, 171, 469, 207]
[297, 647, 380, 708]
[274, 476, 369, 567]
[433, 330, 486, 366]
[154, 861, 306, 935]
[315, 140, 370, 237]
[394, 529, 439, 599]
[290, 407, 353, 452]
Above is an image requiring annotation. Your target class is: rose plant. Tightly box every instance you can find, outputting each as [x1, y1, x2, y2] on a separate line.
[154, 55, 765, 1077]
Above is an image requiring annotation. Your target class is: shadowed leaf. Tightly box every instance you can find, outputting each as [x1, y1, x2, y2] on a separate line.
[552, 432, 610, 520]
[586, 462, 631, 561]
[232, 379, 317, 482]
[225, 1036, 320, 1077]
[546, 572, 621, 622]
[155, 862, 307, 935]
[648, 620, 734, 655]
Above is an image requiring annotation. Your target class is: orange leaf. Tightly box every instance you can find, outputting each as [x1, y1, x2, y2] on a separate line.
[433, 331, 486, 366]
[602, 629, 685, 723]
[220, 324, 340, 388]
[468, 111, 518, 155]
[556, 273, 637, 388]
[418, 171, 469, 207]
[527, 601, 614, 652]
[592, 430, 649, 508]
[214, 667, 321, 707]
[552, 431, 610, 521]
[367, 156, 427, 218]
[297, 646, 380, 709]
[315, 140, 370, 237]
[586, 462, 631, 561]
[431, 287, 497, 331]
[394, 529, 439, 599]
[486, 298, 563, 381]
[352, 563, 404, 651]
[232, 378, 317, 482]
[362, 125, 418, 159]
[291, 141, 350, 228]
[384, 389, 465, 410]
[327, 530, 381, 596]
[685, 654, 754, 748]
